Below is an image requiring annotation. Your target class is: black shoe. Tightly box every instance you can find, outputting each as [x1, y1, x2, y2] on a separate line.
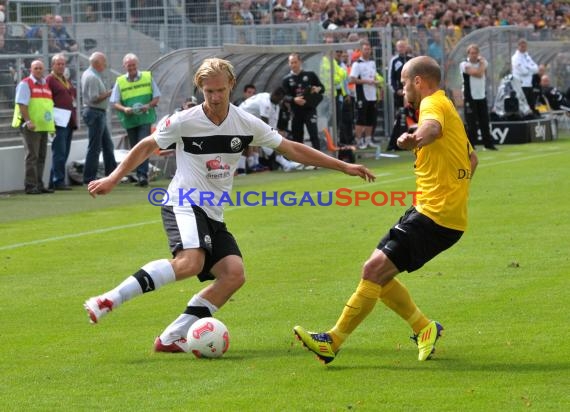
[25, 188, 42, 195]
[54, 185, 72, 191]
[484, 145, 498, 151]
[40, 187, 54, 193]
[135, 179, 148, 187]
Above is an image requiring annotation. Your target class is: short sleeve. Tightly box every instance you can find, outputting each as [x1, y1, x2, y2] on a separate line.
[153, 113, 181, 149]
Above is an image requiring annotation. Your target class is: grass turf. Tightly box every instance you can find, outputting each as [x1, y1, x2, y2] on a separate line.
[1, 137, 568, 411]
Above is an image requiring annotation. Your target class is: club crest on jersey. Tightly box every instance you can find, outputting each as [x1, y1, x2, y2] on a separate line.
[230, 137, 243, 152]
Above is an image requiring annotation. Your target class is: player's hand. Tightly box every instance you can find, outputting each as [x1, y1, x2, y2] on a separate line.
[397, 132, 417, 150]
[344, 163, 376, 182]
[88, 177, 117, 198]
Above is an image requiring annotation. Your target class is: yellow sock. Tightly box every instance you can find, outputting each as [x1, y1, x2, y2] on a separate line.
[329, 279, 381, 351]
[379, 278, 429, 334]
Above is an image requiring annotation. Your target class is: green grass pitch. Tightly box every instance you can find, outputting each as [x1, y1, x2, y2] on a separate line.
[1, 136, 569, 411]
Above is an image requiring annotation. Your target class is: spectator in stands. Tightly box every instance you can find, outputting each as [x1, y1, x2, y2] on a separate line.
[233, 83, 256, 106]
[81, 52, 117, 185]
[272, 4, 291, 26]
[459, 44, 497, 150]
[51, 15, 79, 53]
[12, 59, 55, 194]
[46, 53, 77, 190]
[511, 38, 539, 113]
[282, 52, 325, 150]
[26, 13, 58, 54]
[321, 8, 338, 30]
[0, 17, 18, 103]
[110, 53, 160, 187]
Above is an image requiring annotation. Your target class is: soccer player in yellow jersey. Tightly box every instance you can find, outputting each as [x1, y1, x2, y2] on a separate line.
[294, 56, 478, 364]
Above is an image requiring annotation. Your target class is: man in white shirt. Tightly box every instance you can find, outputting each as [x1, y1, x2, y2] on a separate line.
[511, 38, 538, 112]
[83, 58, 375, 352]
[350, 41, 381, 149]
[459, 44, 497, 150]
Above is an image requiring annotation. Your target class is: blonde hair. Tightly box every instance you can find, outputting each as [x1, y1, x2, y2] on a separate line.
[194, 58, 236, 89]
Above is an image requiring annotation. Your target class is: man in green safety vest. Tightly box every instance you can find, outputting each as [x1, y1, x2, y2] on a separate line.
[12, 59, 55, 194]
[111, 53, 161, 187]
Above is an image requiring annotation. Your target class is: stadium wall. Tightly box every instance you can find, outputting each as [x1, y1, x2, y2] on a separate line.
[0, 136, 122, 193]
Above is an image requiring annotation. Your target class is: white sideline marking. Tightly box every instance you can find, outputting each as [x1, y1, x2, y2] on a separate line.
[0, 149, 565, 252]
[0, 221, 160, 252]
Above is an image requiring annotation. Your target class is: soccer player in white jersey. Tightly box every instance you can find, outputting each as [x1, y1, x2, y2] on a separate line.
[239, 87, 303, 172]
[84, 58, 375, 352]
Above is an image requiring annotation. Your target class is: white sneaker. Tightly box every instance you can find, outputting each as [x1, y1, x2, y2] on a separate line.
[357, 138, 367, 150]
[84, 296, 114, 324]
[283, 161, 304, 172]
[367, 141, 379, 148]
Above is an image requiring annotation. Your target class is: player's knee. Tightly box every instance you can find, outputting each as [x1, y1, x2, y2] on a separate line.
[361, 259, 381, 280]
[171, 256, 204, 279]
[361, 254, 392, 284]
[219, 269, 246, 291]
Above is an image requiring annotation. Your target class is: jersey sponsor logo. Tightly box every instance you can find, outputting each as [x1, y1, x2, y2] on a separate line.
[205, 156, 232, 180]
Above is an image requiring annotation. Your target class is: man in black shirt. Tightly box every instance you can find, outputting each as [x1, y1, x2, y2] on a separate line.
[282, 53, 325, 150]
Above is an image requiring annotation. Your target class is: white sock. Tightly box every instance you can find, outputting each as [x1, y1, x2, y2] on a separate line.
[237, 156, 246, 170]
[159, 294, 218, 344]
[260, 147, 273, 157]
[252, 152, 259, 164]
[247, 156, 256, 168]
[106, 259, 175, 307]
[275, 154, 288, 167]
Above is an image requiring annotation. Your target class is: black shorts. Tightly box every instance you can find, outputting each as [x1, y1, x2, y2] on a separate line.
[161, 205, 242, 282]
[378, 207, 463, 273]
[355, 100, 377, 126]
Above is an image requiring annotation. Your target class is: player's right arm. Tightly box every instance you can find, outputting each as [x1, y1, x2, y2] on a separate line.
[88, 136, 158, 197]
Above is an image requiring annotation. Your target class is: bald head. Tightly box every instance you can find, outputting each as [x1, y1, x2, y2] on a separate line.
[403, 56, 441, 86]
[89, 52, 107, 72]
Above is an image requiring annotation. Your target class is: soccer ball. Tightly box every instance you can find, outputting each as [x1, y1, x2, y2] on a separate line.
[187, 317, 230, 358]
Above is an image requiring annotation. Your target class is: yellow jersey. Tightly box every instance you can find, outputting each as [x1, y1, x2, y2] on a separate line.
[413, 90, 474, 231]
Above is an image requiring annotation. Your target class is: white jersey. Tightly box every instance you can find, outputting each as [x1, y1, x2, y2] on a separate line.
[350, 58, 378, 102]
[239, 92, 279, 128]
[459, 59, 487, 100]
[154, 104, 283, 222]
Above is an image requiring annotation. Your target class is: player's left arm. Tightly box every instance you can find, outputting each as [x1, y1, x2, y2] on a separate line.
[275, 139, 375, 182]
[397, 119, 441, 150]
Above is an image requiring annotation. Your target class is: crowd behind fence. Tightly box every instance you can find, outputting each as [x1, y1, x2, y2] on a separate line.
[1, 0, 568, 146]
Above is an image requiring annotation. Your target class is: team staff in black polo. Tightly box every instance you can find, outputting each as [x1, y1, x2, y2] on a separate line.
[282, 53, 325, 150]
